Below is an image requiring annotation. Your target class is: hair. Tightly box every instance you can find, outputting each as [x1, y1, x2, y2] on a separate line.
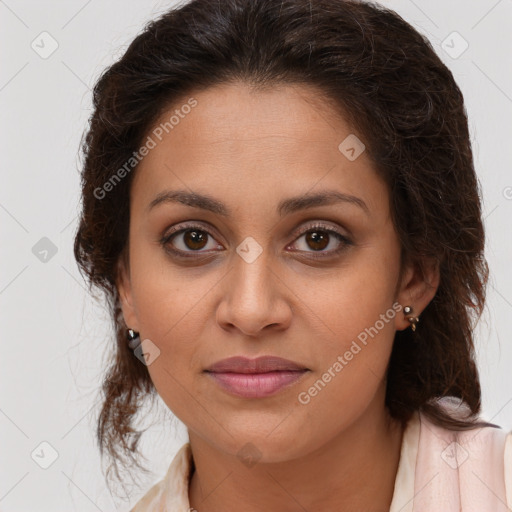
[73, 0, 494, 489]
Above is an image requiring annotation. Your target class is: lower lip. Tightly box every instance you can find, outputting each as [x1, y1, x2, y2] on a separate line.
[205, 370, 309, 398]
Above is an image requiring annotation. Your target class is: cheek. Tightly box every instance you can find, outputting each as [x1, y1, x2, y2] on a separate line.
[136, 300, 207, 425]
[129, 238, 219, 341]
[293, 281, 399, 448]
[293, 233, 400, 403]
[127, 253, 215, 410]
[297, 234, 400, 351]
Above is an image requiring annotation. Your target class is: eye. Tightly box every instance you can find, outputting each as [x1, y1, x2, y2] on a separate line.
[160, 221, 352, 260]
[161, 223, 222, 258]
[288, 222, 352, 258]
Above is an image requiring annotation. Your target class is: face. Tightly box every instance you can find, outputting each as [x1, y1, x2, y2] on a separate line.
[117, 81, 436, 462]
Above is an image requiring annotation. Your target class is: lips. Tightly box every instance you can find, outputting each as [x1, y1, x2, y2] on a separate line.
[205, 355, 309, 374]
[204, 356, 310, 398]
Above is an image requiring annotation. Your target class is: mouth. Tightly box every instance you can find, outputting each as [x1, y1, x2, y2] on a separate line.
[205, 355, 309, 373]
[204, 355, 310, 398]
[205, 370, 310, 398]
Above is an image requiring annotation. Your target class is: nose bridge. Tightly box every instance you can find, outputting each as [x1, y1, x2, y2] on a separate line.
[217, 237, 290, 335]
[230, 239, 275, 308]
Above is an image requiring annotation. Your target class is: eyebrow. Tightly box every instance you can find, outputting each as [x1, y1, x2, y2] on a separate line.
[147, 189, 370, 217]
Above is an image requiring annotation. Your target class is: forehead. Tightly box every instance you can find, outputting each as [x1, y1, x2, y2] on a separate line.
[131, 82, 387, 219]
[150, 81, 352, 152]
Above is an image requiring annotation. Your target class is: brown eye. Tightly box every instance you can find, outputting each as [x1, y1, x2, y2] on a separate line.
[161, 221, 352, 261]
[161, 224, 222, 256]
[288, 222, 353, 259]
[304, 230, 330, 251]
[182, 229, 209, 250]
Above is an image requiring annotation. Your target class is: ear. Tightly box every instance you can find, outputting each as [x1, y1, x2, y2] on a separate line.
[394, 256, 440, 331]
[115, 253, 139, 331]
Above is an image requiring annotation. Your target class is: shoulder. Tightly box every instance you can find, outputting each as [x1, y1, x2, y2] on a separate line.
[130, 442, 194, 512]
[415, 406, 512, 511]
[504, 431, 512, 508]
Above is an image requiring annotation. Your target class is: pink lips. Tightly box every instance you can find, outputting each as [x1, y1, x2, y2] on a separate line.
[204, 356, 310, 398]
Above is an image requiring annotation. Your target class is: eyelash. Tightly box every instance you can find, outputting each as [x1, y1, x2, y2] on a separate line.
[160, 221, 353, 261]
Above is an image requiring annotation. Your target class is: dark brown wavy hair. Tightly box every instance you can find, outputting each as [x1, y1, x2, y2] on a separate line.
[73, 0, 493, 489]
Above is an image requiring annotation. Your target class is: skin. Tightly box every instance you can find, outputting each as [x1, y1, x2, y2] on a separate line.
[117, 81, 440, 512]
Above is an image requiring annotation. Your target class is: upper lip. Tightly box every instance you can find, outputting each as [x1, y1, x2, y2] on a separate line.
[205, 356, 309, 374]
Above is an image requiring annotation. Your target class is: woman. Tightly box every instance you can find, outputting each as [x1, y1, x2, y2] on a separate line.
[73, 0, 512, 510]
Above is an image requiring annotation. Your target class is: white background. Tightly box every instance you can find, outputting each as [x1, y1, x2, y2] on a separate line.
[1, 0, 511, 510]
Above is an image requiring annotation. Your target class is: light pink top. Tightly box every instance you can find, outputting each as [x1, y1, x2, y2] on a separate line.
[130, 406, 512, 511]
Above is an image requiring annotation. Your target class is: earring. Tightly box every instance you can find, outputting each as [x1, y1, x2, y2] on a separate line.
[403, 305, 420, 332]
[127, 328, 141, 349]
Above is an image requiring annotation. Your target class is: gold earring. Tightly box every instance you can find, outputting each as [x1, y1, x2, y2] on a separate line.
[403, 305, 420, 332]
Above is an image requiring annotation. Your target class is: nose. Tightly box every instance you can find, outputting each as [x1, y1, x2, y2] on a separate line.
[216, 249, 292, 337]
